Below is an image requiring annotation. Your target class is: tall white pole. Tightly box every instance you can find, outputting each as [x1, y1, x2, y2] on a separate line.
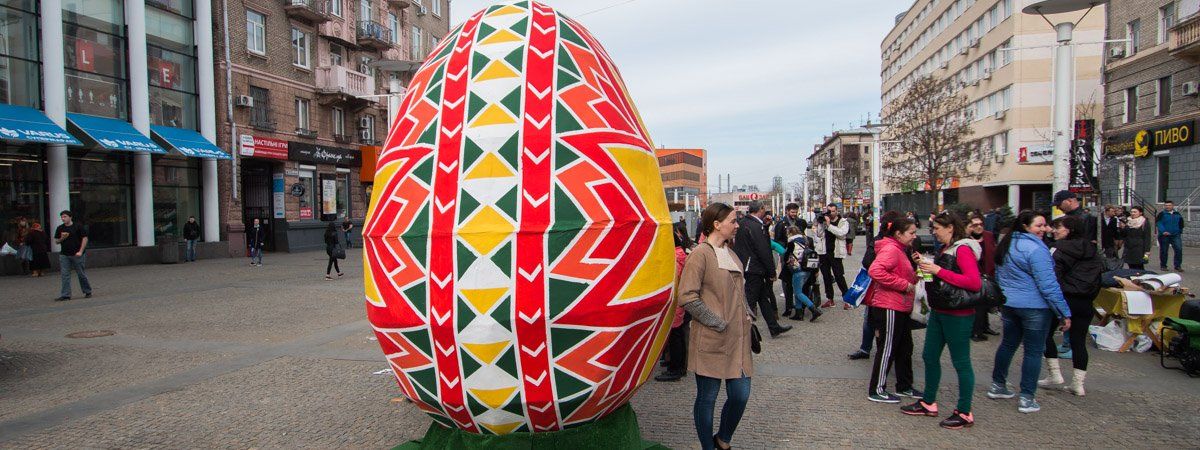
[42, 0, 67, 252]
[824, 164, 832, 207]
[1052, 22, 1075, 194]
[196, 0, 220, 243]
[127, 0, 155, 247]
[871, 141, 882, 236]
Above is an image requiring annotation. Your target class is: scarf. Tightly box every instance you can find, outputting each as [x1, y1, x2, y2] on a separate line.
[1127, 216, 1145, 229]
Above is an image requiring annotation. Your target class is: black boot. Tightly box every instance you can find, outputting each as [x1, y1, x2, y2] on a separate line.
[791, 308, 806, 320]
[808, 306, 823, 322]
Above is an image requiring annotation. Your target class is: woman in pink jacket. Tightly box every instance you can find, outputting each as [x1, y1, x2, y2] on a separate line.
[866, 216, 919, 403]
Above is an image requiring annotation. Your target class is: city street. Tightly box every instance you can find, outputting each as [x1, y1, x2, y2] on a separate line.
[2, 238, 1198, 448]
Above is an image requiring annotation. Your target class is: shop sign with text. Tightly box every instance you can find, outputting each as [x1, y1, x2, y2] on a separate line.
[289, 142, 362, 166]
[1105, 120, 1194, 157]
[238, 135, 288, 160]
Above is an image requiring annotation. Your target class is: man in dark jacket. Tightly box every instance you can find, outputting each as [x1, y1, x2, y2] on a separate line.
[1053, 190, 1097, 243]
[968, 214, 1000, 341]
[247, 218, 266, 266]
[734, 201, 792, 337]
[1100, 205, 1122, 263]
[1156, 200, 1186, 271]
[183, 216, 201, 262]
[773, 203, 806, 317]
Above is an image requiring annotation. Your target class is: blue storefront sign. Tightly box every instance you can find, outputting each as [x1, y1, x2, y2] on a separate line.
[0, 104, 82, 145]
[150, 125, 231, 159]
[66, 113, 166, 153]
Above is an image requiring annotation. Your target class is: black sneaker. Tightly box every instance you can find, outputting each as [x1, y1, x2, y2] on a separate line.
[984, 328, 1000, 336]
[897, 388, 924, 399]
[940, 410, 974, 429]
[848, 350, 870, 360]
[84, 292, 92, 298]
[654, 371, 684, 382]
[971, 333, 987, 342]
[900, 400, 938, 417]
[868, 392, 901, 403]
[55, 296, 71, 302]
[770, 325, 793, 337]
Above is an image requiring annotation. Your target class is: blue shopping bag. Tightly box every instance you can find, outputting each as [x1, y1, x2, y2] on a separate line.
[842, 268, 872, 307]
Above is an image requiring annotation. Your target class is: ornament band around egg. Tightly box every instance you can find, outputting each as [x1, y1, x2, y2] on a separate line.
[362, 1, 675, 447]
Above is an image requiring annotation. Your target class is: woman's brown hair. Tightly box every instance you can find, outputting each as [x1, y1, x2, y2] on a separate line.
[700, 203, 735, 237]
[931, 210, 967, 242]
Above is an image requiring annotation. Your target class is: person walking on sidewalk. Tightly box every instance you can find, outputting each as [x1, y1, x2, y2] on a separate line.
[183, 216, 200, 262]
[657, 229, 692, 382]
[774, 203, 806, 318]
[967, 214, 999, 341]
[324, 222, 344, 280]
[865, 216, 920, 403]
[54, 210, 92, 301]
[988, 210, 1072, 414]
[25, 221, 50, 277]
[342, 217, 355, 249]
[812, 206, 850, 308]
[901, 211, 980, 429]
[733, 201, 792, 338]
[785, 226, 822, 321]
[247, 218, 266, 267]
[1038, 215, 1102, 397]
[679, 203, 754, 450]
[1156, 200, 1185, 272]
[1122, 206, 1152, 270]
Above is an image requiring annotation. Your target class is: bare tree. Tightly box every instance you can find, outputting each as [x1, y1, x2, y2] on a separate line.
[883, 75, 982, 212]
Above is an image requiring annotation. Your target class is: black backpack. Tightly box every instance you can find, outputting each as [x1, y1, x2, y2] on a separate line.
[1060, 251, 1104, 298]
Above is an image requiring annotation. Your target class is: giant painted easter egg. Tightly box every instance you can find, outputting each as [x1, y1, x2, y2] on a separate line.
[362, 1, 675, 435]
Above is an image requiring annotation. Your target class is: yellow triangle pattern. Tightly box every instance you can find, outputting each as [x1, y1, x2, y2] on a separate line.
[458, 206, 514, 255]
[475, 61, 520, 82]
[465, 153, 516, 180]
[478, 29, 523, 46]
[480, 421, 523, 435]
[462, 341, 510, 365]
[469, 386, 517, 409]
[470, 104, 517, 128]
[460, 287, 509, 313]
[487, 4, 525, 17]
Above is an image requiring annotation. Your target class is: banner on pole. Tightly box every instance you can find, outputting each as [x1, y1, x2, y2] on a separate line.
[1069, 119, 1096, 193]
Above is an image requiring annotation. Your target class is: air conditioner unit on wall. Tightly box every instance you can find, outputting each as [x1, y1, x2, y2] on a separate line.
[995, 152, 1005, 163]
[358, 117, 371, 128]
[994, 110, 1006, 120]
[235, 95, 254, 107]
[359, 129, 372, 140]
[1109, 47, 1126, 59]
[960, 46, 969, 55]
[970, 38, 980, 48]
[416, 1, 427, 15]
[1183, 81, 1199, 96]
[981, 70, 992, 80]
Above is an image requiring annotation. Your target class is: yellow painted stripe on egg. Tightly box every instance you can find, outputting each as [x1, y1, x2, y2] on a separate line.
[464, 153, 516, 179]
[480, 421, 523, 435]
[475, 61, 520, 82]
[458, 206, 514, 255]
[470, 104, 518, 128]
[460, 287, 509, 314]
[469, 386, 517, 409]
[486, 4, 525, 17]
[462, 340, 510, 364]
[478, 29, 522, 45]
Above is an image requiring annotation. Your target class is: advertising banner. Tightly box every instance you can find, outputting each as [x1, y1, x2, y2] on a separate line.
[322, 178, 338, 216]
[1069, 119, 1095, 193]
[272, 173, 286, 219]
[289, 141, 362, 166]
[239, 135, 289, 160]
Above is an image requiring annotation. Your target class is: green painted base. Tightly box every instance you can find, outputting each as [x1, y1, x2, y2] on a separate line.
[392, 403, 668, 450]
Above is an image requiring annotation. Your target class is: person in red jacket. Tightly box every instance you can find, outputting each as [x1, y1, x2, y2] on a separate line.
[657, 228, 692, 382]
[866, 216, 919, 403]
[967, 214, 999, 341]
[902, 211, 981, 429]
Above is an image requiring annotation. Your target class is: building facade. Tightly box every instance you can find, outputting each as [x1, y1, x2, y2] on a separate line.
[214, 0, 450, 254]
[805, 128, 876, 214]
[655, 147, 706, 211]
[1, 0, 227, 272]
[1101, 0, 1200, 245]
[879, 0, 1105, 216]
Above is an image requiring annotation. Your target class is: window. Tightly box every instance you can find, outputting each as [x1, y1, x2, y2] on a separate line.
[411, 26, 423, 59]
[64, 6, 130, 119]
[1000, 39, 1013, 66]
[246, 10, 265, 54]
[295, 98, 310, 132]
[152, 158, 201, 240]
[388, 13, 399, 45]
[336, 172, 351, 219]
[1160, 2, 1176, 45]
[430, 34, 439, 54]
[994, 131, 1008, 155]
[68, 150, 134, 248]
[298, 170, 316, 220]
[1125, 87, 1138, 123]
[330, 44, 343, 66]
[147, 3, 198, 130]
[249, 86, 272, 130]
[0, 3, 42, 108]
[1119, 161, 1136, 206]
[1159, 77, 1172, 117]
[291, 28, 310, 68]
[332, 107, 345, 137]
[359, 0, 371, 21]
[0, 146, 46, 238]
[1158, 156, 1170, 203]
[432, 0, 441, 16]
[330, 0, 341, 17]
[1127, 20, 1140, 55]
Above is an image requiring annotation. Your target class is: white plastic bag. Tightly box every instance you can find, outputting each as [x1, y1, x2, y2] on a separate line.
[1090, 321, 1128, 352]
[1133, 335, 1153, 353]
[910, 282, 929, 325]
[0, 242, 16, 256]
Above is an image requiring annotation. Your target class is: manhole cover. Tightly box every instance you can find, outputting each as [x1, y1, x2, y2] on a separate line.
[66, 330, 115, 339]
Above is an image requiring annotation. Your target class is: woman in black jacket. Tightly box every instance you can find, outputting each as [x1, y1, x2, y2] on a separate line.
[324, 223, 344, 280]
[1040, 215, 1100, 396]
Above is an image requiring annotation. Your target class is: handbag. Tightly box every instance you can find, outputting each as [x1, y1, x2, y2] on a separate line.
[750, 323, 762, 354]
[333, 243, 346, 260]
[803, 248, 820, 269]
[842, 268, 872, 307]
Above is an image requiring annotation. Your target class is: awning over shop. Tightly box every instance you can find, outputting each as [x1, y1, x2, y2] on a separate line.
[66, 113, 166, 153]
[150, 125, 231, 159]
[0, 104, 82, 146]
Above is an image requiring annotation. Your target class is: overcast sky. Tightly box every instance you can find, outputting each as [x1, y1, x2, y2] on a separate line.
[450, 0, 903, 193]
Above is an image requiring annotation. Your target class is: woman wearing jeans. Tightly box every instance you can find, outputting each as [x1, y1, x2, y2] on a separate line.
[902, 211, 980, 429]
[988, 210, 1072, 414]
[678, 203, 753, 450]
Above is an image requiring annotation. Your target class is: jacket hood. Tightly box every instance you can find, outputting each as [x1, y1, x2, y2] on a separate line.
[875, 236, 905, 254]
[1053, 237, 1097, 260]
[948, 238, 982, 259]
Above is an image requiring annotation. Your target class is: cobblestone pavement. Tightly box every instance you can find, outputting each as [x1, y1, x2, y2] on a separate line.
[2, 239, 1198, 449]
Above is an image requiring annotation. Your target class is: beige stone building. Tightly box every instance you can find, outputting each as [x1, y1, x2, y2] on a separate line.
[805, 128, 876, 214]
[879, 0, 1105, 215]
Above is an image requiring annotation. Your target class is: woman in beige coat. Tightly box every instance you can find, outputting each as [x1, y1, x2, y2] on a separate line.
[679, 202, 753, 450]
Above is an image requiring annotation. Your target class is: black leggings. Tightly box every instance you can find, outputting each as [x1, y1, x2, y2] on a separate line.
[1044, 295, 1095, 370]
[326, 256, 341, 275]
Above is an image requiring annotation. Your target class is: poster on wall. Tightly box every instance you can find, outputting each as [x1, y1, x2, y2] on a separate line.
[273, 173, 286, 219]
[322, 178, 337, 219]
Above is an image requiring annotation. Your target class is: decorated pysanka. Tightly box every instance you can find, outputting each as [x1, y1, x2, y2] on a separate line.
[362, 0, 675, 435]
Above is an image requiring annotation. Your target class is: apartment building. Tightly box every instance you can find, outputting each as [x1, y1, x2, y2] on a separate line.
[655, 147, 707, 211]
[214, 0, 450, 254]
[0, 0, 229, 272]
[1101, 0, 1200, 244]
[879, 0, 1105, 216]
[806, 128, 876, 214]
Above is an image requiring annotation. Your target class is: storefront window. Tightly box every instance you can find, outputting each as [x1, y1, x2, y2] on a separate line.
[0, 145, 45, 246]
[0, 1, 41, 108]
[68, 150, 133, 248]
[152, 157, 200, 239]
[63, 2, 129, 120]
[336, 172, 350, 219]
[319, 173, 338, 221]
[298, 170, 316, 220]
[147, 4, 198, 130]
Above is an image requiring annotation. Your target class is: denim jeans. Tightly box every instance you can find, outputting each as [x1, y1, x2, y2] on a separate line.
[791, 270, 815, 309]
[1159, 234, 1183, 269]
[59, 254, 92, 298]
[992, 306, 1053, 397]
[695, 374, 751, 450]
[185, 239, 197, 261]
[344, 230, 353, 248]
[859, 306, 875, 353]
[250, 247, 263, 265]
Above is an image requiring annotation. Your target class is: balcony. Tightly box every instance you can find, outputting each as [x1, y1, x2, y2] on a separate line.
[315, 65, 375, 108]
[1170, 13, 1200, 61]
[332, 133, 353, 144]
[318, 16, 355, 46]
[387, 0, 410, 7]
[296, 128, 318, 139]
[282, 0, 330, 23]
[357, 20, 394, 51]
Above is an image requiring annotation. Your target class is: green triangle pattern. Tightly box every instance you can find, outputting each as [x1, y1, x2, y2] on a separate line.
[557, 45, 580, 76]
[417, 120, 440, 146]
[402, 329, 433, 361]
[510, 16, 529, 37]
[495, 186, 518, 218]
[402, 282, 428, 317]
[490, 241, 513, 278]
[554, 142, 580, 170]
[424, 83, 442, 103]
[462, 137, 485, 169]
[456, 240, 478, 278]
[457, 190, 482, 224]
[553, 368, 592, 402]
[497, 133, 520, 169]
[556, 101, 582, 133]
[488, 296, 513, 328]
[466, 392, 489, 418]
[547, 277, 588, 320]
[500, 89, 523, 117]
[470, 51, 489, 78]
[559, 20, 588, 48]
[557, 69, 580, 90]
[550, 326, 594, 356]
[468, 93, 487, 121]
[504, 47, 524, 71]
[493, 341, 518, 376]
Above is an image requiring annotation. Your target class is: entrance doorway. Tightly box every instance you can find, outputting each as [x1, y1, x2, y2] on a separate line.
[241, 160, 277, 251]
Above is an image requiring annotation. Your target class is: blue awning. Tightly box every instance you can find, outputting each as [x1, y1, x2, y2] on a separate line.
[0, 104, 82, 145]
[66, 113, 166, 153]
[150, 125, 231, 160]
